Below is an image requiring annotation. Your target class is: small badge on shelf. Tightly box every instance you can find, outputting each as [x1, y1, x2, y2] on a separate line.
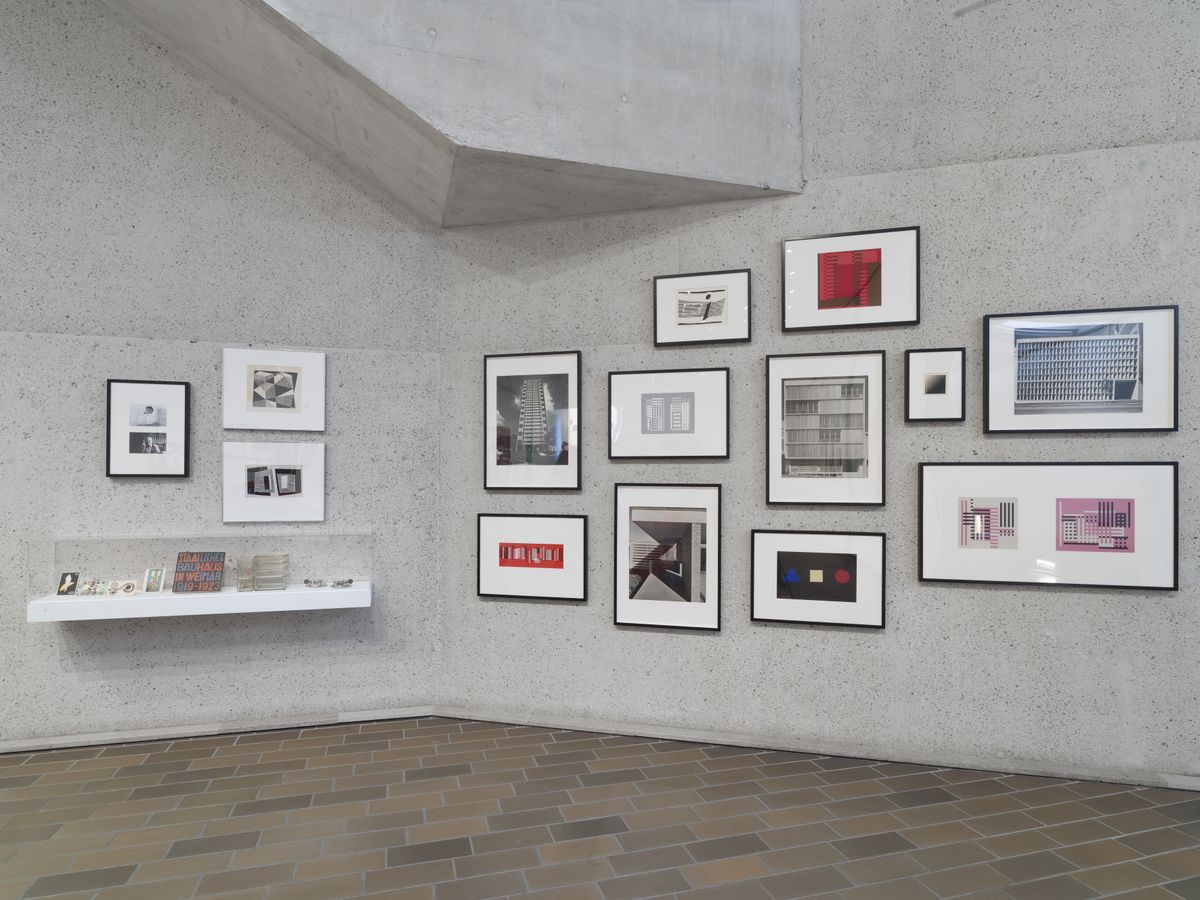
[106, 580, 139, 596]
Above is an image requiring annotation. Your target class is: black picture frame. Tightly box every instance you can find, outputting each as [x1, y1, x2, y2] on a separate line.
[904, 347, 966, 423]
[653, 268, 751, 347]
[608, 367, 731, 460]
[477, 513, 588, 602]
[105, 379, 190, 478]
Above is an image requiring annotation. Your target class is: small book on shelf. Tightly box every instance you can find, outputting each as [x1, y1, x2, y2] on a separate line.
[172, 552, 226, 592]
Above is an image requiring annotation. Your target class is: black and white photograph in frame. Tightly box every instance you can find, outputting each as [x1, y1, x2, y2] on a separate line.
[106, 379, 190, 477]
[919, 462, 1178, 590]
[609, 368, 729, 459]
[653, 269, 750, 347]
[751, 530, 885, 628]
[222, 441, 325, 522]
[766, 351, 885, 505]
[222, 347, 326, 431]
[477, 514, 587, 602]
[484, 351, 581, 490]
[905, 348, 965, 423]
[782, 226, 919, 331]
[983, 305, 1177, 433]
[614, 483, 720, 631]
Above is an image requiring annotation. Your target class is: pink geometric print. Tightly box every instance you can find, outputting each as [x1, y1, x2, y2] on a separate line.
[1056, 498, 1134, 553]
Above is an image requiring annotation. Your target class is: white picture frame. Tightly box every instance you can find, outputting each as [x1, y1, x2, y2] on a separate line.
[222, 442, 326, 523]
[106, 380, 190, 477]
[222, 348, 326, 431]
[905, 348, 966, 422]
[653, 269, 751, 346]
[477, 514, 587, 602]
[751, 530, 885, 628]
[609, 367, 729, 459]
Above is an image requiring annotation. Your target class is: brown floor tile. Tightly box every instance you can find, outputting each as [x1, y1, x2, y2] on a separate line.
[759, 822, 839, 850]
[677, 881, 771, 900]
[1121, 827, 1200, 855]
[1036, 818, 1116, 846]
[758, 841, 844, 874]
[93, 874, 202, 900]
[453, 847, 538, 878]
[760, 865, 852, 898]
[1073, 860, 1166, 894]
[1003, 873, 1098, 899]
[535, 835, 623, 865]
[1141, 848, 1200, 880]
[683, 853, 770, 887]
[841, 878, 939, 899]
[20, 865, 137, 898]
[523, 858, 612, 891]
[977, 830, 1060, 859]
[386, 838, 473, 868]
[909, 839, 995, 872]
[686, 832, 769, 862]
[836, 851, 926, 885]
[607, 843, 693, 876]
[989, 850, 1076, 882]
[549, 816, 628, 841]
[430, 870, 526, 900]
[596, 868, 690, 899]
[265, 873, 363, 900]
[919, 861, 1008, 896]
[832, 831, 917, 860]
[363, 859, 454, 892]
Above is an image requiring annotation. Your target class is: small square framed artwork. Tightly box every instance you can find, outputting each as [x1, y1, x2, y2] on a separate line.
[222, 442, 325, 522]
[614, 483, 720, 631]
[609, 367, 729, 459]
[477, 514, 587, 602]
[653, 269, 750, 347]
[484, 351, 581, 490]
[782, 227, 919, 331]
[222, 348, 326, 431]
[751, 530, 885, 628]
[905, 348, 965, 422]
[106, 379, 190, 477]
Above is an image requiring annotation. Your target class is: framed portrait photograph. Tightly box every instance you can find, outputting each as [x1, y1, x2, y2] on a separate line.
[222, 348, 326, 431]
[905, 348, 965, 423]
[766, 351, 885, 506]
[484, 351, 581, 490]
[106, 379, 190, 477]
[614, 483, 720, 631]
[782, 226, 919, 331]
[919, 462, 1178, 590]
[477, 514, 587, 602]
[222, 442, 325, 522]
[983, 305, 1178, 433]
[751, 530, 885, 628]
[653, 269, 751, 346]
[609, 367, 729, 459]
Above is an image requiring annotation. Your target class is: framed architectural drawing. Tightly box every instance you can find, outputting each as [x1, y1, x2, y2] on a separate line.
[751, 530, 885, 628]
[905, 348, 965, 422]
[106, 379, 190, 477]
[609, 367, 729, 459]
[484, 351, 581, 490]
[782, 227, 919, 331]
[222, 442, 325, 522]
[477, 514, 587, 602]
[983, 305, 1178, 433]
[614, 483, 720, 631]
[653, 269, 750, 346]
[766, 351, 885, 505]
[222, 348, 326, 431]
[919, 462, 1178, 590]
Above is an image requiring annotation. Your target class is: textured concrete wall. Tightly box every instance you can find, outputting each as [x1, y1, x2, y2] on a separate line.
[0, 0, 441, 744]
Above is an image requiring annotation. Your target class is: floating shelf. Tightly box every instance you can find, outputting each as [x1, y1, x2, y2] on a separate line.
[27, 582, 372, 622]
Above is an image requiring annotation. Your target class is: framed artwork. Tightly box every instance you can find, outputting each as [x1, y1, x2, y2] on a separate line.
[477, 514, 587, 602]
[906, 348, 966, 422]
[919, 462, 1178, 590]
[983, 305, 1178, 433]
[653, 269, 751, 346]
[222, 348, 326, 431]
[484, 351, 581, 491]
[614, 483, 720, 631]
[766, 351, 885, 506]
[609, 367, 729, 459]
[106, 380, 190, 477]
[751, 530, 885, 628]
[782, 227, 919, 331]
[222, 442, 325, 522]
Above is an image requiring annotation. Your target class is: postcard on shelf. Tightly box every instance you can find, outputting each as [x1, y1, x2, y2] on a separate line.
[172, 552, 227, 593]
[56, 572, 79, 596]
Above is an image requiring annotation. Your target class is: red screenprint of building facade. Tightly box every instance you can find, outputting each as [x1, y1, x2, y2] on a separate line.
[498, 543, 564, 569]
[817, 248, 882, 310]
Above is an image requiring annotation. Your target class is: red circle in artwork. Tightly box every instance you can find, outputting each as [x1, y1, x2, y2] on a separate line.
[834, 569, 851, 584]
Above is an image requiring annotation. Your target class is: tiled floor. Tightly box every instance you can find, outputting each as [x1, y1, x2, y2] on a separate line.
[1, 718, 1198, 900]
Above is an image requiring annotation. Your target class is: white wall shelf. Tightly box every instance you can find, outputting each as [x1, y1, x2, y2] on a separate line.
[27, 582, 371, 622]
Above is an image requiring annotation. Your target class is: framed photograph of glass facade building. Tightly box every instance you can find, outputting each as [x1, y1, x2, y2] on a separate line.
[484, 351, 581, 490]
[609, 367, 729, 459]
[983, 305, 1178, 433]
[919, 462, 1178, 590]
[905, 347, 966, 422]
[766, 352, 885, 505]
[653, 269, 751, 347]
[477, 514, 587, 602]
[751, 530, 885, 628]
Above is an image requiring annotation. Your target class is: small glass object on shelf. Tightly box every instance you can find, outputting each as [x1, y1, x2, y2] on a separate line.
[252, 554, 288, 591]
[332, 578, 354, 588]
[303, 578, 326, 588]
[235, 557, 254, 592]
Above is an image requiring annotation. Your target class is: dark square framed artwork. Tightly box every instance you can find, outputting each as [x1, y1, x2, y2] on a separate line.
[653, 269, 750, 347]
[751, 530, 885, 628]
[106, 379, 190, 477]
[609, 367, 730, 459]
[477, 513, 587, 602]
[905, 347, 966, 422]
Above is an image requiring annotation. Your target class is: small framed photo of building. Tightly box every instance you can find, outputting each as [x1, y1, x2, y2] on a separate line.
[766, 351, 885, 505]
[222, 441, 325, 522]
[222, 348, 326, 431]
[615, 483, 720, 631]
[485, 351, 581, 490]
[905, 348, 965, 422]
[609, 367, 729, 459]
[106, 379, 190, 477]
[782, 227, 919, 331]
[983, 305, 1178, 433]
[751, 530, 885, 628]
[477, 514, 587, 602]
[653, 269, 751, 347]
[919, 462, 1178, 590]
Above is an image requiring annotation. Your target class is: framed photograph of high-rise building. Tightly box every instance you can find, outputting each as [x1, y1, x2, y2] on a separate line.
[485, 351, 581, 490]
[766, 351, 886, 505]
[653, 269, 750, 347]
[477, 514, 587, 602]
[615, 483, 720, 631]
[782, 227, 919, 332]
[751, 530, 885, 628]
[983, 305, 1178, 433]
[609, 367, 730, 459]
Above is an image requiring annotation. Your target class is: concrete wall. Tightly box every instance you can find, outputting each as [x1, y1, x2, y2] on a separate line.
[0, 0, 441, 745]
